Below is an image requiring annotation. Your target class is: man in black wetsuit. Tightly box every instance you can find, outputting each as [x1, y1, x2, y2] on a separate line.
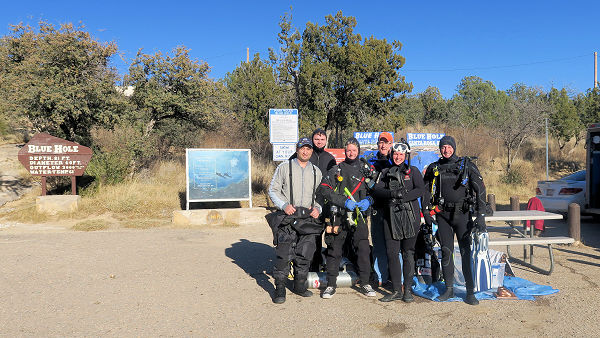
[423, 136, 487, 305]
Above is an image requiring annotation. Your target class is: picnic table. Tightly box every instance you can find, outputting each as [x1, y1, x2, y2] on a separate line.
[484, 210, 573, 275]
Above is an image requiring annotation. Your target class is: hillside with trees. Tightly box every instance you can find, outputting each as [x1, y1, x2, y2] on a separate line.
[1, 12, 599, 214]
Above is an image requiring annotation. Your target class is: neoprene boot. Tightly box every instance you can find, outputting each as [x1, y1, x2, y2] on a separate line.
[379, 290, 403, 302]
[465, 290, 479, 305]
[437, 286, 454, 301]
[273, 284, 286, 304]
[402, 285, 414, 303]
[294, 279, 313, 297]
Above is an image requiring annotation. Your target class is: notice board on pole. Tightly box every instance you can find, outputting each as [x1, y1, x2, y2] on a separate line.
[185, 149, 252, 209]
[269, 109, 298, 144]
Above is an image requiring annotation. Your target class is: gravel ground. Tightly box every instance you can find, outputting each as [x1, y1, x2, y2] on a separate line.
[1, 215, 599, 337]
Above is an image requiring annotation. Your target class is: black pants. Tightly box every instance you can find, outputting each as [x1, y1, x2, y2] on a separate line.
[273, 226, 317, 290]
[309, 234, 323, 272]
[383, 217, 418, 292]
[435, 210, 474, 290]
[325, 220, 371, 287]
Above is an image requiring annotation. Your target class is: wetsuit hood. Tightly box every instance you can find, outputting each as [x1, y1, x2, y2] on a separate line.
[344, 157, 359, 165]
[439, 153, 460, 165]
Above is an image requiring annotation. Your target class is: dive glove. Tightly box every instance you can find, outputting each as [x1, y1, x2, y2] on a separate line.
[344, 199, 357, 211]
[475, 214, 486, 232]
[392, 189, 404, 200]
[356, 196, 374, 211]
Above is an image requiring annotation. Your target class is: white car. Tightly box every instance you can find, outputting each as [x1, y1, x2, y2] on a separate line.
[536, 170, 586, 213]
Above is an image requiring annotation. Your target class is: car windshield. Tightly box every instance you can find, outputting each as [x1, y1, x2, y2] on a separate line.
[560, 170, 586, 181]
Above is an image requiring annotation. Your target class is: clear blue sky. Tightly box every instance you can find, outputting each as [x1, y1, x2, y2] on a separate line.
[1, 0, 598, 98]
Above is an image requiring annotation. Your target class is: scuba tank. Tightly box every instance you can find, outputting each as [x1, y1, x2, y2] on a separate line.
[306, 271, 359, 289]
[306, 258, 359, 288]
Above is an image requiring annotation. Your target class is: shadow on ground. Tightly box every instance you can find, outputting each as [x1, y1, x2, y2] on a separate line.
[225, 239, 275, 296]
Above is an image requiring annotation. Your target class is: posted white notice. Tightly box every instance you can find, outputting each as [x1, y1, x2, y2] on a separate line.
[269, 109, 298, 143]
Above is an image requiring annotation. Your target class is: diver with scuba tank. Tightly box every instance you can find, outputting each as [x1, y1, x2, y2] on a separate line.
[371, 141, 433, 302]
[423, 136, 487, 305]
[316, 137, 376, 299]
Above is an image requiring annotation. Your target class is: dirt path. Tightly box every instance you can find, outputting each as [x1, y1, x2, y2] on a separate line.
[1, 220, 599, 336]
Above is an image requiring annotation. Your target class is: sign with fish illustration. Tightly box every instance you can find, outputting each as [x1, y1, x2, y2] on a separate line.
[186, 149, 252, 208]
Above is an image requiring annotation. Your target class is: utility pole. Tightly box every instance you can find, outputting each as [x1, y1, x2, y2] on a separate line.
[595, 51, 598, 88]
[247, 48, 250, 63]
[545, 118, 549, 181]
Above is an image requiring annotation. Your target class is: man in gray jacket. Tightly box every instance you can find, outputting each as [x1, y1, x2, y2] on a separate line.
[268, 137, 323, 304]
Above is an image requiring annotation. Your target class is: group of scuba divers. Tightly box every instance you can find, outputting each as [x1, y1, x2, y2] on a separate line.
[267, 129, 488, 305]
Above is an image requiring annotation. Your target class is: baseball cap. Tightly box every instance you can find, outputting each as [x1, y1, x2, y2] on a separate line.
[296, 137, 313, 149]
[378, 132, 393, 143]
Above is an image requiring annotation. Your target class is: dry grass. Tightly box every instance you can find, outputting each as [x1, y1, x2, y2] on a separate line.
[79, 161, 185, 219]
[121, 219, 169, 229]
[397, 125, 586, 206]
[482, 158, 539, 204]
[1, 128, 587, 226]
[251, 157, 275, 208]
[0, 188, 51, 223]
[478, 137, 584, 207]
[72, 219, 111, 231]
[0, 134, 24, 145]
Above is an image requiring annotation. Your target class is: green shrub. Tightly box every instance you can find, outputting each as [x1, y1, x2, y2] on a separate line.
[84, 125, 158, 185]
[501, 167, 525, 185]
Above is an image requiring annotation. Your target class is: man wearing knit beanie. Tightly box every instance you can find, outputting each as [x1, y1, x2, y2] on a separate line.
[423, 135, 488, 306]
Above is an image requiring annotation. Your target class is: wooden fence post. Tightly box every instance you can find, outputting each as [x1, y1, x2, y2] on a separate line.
[487, 194, 496, 212]
[568, 203, 581, 243]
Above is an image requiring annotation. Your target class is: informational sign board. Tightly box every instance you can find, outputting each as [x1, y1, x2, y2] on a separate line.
[269, 109, 298, 143]
[353, 131, 394, 150]
[272, 143, 297, 161]
[186, 149, 252, 209]
[406, 133, 445, 148]
[18, 133, 92, 176]
[411, 151, 441, 174]
[362, 149, 439, 174]
[325, 148, 345, 164]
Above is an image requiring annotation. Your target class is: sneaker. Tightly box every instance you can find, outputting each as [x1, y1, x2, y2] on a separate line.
[360, 284, 377, 297]
[322, 286, 336, 299]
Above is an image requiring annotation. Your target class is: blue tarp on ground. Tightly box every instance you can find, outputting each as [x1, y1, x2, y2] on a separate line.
[412, 276, 559, 302]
